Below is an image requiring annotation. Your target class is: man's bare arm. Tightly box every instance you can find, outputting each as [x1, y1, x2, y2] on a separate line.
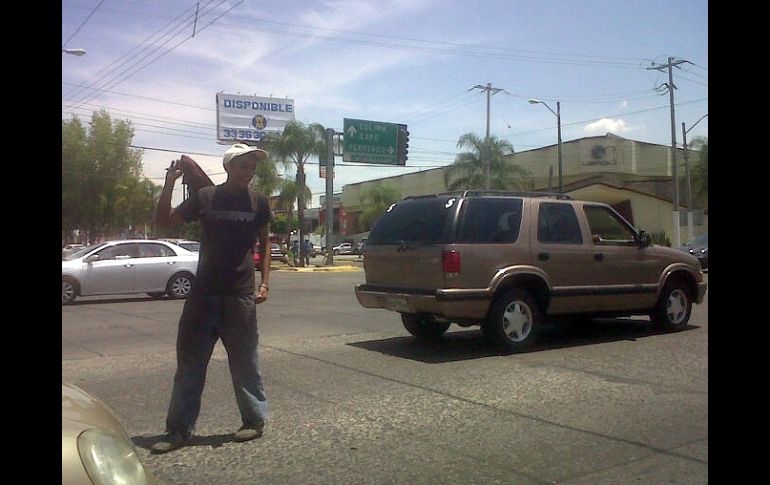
[256, 223, 271, 304]
[156, 160, 185, 229]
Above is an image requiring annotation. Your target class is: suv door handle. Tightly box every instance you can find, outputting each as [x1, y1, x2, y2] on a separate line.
[538, 252, 549, 261]
[593, 253, 604, 261]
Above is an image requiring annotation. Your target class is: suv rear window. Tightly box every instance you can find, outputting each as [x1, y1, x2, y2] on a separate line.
[367, 198, 455, 245]
[456, 198, 523, 243]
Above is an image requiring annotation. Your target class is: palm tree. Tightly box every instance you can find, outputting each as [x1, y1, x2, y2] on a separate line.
[358, 185, 401, 231]
[263, 121, 326, 266]
[276, 177, 312, 219]
[444, 133, 530, 191]
[249, 157, 282, 199]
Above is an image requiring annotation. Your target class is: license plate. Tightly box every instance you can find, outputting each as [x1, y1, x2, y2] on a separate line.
[385, 296, 409, 313]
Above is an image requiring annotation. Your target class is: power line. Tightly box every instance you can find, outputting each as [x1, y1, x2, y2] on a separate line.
[62, 0, 106, 48]
[63, 1, 203, 104]
[66, 0, 239, 112]
[66, 2, 655, 69]
[61, 81, 214, 111]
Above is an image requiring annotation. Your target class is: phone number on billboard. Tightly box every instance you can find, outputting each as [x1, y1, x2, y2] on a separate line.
[221, 129, 265, 141]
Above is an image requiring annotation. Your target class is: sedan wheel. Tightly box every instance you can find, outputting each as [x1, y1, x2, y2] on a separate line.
[62, 278, 78, 304]
[166, 273, 193, 299]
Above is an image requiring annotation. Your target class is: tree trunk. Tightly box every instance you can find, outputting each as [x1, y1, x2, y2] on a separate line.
[297, 166, 306, 267]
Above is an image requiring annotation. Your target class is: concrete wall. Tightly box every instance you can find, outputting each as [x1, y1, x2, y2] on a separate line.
[570, 184, 708, 244]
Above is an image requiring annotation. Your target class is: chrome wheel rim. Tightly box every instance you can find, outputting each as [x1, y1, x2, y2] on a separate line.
[171, 277, 191, 297]
[62, 281, 75, 302]
[666, 289, 688, 325]
[502, 300, 532, 342]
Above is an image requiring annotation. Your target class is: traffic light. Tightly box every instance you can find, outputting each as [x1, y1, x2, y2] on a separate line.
[397, 124, 409, 165]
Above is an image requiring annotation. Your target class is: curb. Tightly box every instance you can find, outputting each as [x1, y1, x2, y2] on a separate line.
[274, 265, 362, 272]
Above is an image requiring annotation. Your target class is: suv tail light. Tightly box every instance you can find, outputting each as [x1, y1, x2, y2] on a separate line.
[442, 250, 461, 274]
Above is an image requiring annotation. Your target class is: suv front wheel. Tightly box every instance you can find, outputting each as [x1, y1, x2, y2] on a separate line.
[401, 313, 451, 341]
[650, 280, 692, 331]
[483, 289, 541, 351]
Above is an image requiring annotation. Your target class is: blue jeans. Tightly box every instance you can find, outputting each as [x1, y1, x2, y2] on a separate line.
[166, 288, 268, 436]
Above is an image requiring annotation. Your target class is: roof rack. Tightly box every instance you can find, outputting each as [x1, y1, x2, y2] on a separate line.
[436, 190, 572, 200]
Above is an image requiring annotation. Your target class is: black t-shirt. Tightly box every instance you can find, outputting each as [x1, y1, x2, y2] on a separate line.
[177, 185, 271, 294]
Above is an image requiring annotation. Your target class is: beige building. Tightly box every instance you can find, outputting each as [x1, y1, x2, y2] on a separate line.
[341, 133, 707, 244]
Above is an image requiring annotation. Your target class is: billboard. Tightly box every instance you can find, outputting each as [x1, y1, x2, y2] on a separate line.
[216, 93, 295, 143]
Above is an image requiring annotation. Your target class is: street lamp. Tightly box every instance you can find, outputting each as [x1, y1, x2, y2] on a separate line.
[529, 98, 562, 195]
[62, 48, 86, 56]
[681, 113, 708, 243]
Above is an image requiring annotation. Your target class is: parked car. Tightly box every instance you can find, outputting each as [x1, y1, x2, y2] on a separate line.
[62, 243, 85, 259]
[159, 238, 200, 252]
[253, 243, 263, 270]
[63, 381, 157, 485]
[332, 242, 355, 255]
[355, 191, 707, 350]
[270, 242, 288, 263]
[176, 240, 200, 252]
[678, 232, 708, 270]
[62, 240, 199, 304]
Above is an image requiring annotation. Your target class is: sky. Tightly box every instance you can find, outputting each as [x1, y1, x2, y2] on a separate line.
[62, 0, 708, 207]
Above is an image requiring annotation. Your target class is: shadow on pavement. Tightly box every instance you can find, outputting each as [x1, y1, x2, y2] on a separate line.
[133, 433, 234, 451]
[65, 296, 174, 305]
[347, 318, 698, 363]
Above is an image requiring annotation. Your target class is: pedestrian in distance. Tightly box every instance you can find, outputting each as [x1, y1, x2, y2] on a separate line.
[151, 144, 272, 454]
[304, 238, 312, 266]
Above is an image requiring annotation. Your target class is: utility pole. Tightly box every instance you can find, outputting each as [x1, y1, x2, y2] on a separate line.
[324, 128, 335, 266]
[681, 113, 708, 243]
[648, 57, 687, 247]
[470, 83, 504, 190]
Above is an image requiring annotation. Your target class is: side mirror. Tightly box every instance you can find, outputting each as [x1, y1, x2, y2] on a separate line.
[638, 230, 652, 248]
[85, 254, 100, 263]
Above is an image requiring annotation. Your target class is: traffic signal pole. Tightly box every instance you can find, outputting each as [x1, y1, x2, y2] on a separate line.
[324, 128, 335, 266]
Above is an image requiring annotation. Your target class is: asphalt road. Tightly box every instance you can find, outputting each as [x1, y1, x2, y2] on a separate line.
[62, 270, 708, 484]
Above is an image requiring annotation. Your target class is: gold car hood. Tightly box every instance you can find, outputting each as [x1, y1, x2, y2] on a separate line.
[62, 382, 130, 442]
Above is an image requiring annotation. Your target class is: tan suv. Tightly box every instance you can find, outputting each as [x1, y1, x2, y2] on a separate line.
[355, 191, 707, 350]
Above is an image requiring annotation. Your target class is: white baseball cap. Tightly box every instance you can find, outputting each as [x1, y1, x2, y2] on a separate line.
[223, 143, 268, 167]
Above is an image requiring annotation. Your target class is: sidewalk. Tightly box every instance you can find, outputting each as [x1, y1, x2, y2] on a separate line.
[271, 256, 363, 272]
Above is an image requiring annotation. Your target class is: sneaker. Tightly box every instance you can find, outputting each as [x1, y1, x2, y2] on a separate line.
[150, 431, 189, 454]
[233, 423, 264, 442]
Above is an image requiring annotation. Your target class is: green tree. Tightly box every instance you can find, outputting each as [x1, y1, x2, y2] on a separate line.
[249, 156, 282, 198]
[689, 136, 708, 204]
[358, 185, 401, 231]
[62, 117, 88, 243]
[276, 177, 312, 220]
[444, 133, 530, 191]
[263, 121, 326, 266]
[114, 177, 161, 237]
[62, 110, 150, 243]
[271, 213, 298, 247]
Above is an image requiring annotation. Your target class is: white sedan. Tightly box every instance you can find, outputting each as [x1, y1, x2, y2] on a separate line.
[62, 240, 199, 304]
[332, 242, 355, 255]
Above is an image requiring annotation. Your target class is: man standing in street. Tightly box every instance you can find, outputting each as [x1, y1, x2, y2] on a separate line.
[151, 144, 272, 453]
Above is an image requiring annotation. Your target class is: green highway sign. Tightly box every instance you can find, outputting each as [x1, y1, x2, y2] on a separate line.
[343, 118, 402, 165]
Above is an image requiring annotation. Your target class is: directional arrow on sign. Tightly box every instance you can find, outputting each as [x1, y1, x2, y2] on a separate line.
[343, 118, 400, 165]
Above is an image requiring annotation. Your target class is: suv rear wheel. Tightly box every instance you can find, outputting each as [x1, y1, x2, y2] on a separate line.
[650, 280, 692, 331]
[483, 289, 541, 350]
[401, 313, 451, 341]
